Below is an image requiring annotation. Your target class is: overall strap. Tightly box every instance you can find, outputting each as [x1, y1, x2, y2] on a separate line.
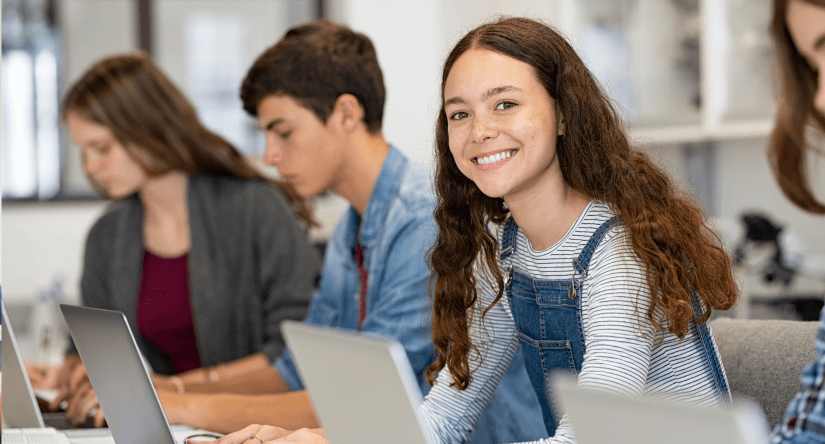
[569, 215, 731, 402]
[572, 217, 621, 277]
[499, 217, 520, 287]
[499, 216, 520, 261]
[690, 294, 732, 402]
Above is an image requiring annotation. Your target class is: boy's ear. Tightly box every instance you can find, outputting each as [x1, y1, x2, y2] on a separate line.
[331, 93, 364, 133]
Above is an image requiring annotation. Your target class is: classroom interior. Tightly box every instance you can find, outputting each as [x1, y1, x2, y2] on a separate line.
[2, 0, 825, 376]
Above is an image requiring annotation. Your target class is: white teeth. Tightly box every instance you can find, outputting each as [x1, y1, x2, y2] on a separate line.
[477, 150, 514, 165]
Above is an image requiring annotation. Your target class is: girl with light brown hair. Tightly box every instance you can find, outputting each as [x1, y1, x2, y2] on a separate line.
[767, 1, 825, 442]
[768, 0, 825, 212]
[26, 51, 321, 427]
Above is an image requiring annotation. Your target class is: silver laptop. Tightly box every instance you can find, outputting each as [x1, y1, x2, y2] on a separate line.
[1, 299, 81, 444]
[59, 304, 183, 444]
[2, 299, 49, 429]
[552, 373, 771, 444]
[280, 320, 435, 444]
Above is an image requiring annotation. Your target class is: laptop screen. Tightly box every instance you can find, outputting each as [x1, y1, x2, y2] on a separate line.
[2, 299, 48, 428]
[280, 321, 434, 444]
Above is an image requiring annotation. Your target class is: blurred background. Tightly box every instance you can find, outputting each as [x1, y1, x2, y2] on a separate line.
[4, 0, 825, 362]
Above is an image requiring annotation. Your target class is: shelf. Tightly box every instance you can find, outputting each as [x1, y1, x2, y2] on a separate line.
[629, 119, 774, 146]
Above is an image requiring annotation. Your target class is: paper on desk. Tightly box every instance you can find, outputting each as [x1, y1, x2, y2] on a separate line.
[35, 389, 59, 403]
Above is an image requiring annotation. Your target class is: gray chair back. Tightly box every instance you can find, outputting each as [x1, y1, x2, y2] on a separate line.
[709, 317, 818, 427]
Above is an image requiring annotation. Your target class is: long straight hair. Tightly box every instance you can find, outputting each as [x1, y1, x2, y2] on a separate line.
[769, 0, 825, 213]
[427, 17, 738, 389]
[63, 51, 316, 228]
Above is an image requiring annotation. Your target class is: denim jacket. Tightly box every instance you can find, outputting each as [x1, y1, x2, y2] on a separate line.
[275, 146, 546, 444]
[275, 146, 437, 393]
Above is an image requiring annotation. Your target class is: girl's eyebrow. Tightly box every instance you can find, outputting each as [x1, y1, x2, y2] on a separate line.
[83, 137, 112, 149]
[483, 85, 520, 100]
[444, 85, 522, 107]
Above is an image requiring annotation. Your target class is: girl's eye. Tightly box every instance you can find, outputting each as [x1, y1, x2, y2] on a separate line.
[496, 101, 516, 110]
[278, 130, 292, 140]
[449, 111, 469, 121]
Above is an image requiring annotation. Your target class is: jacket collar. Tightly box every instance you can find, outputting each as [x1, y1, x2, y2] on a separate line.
[343, 145, 407, 250]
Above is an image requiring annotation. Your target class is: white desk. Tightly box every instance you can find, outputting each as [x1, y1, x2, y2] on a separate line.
[65, 425, 217, 443]
[3, 425, 217, 444]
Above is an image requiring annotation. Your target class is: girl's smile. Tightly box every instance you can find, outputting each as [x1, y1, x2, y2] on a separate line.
[472, 148, 519, 168]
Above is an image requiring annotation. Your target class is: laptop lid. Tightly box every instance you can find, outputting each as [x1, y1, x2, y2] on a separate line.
[2, 299, 47, 428]
[552, 373, 770, 444]
[59, 304, 176, 444]
[280, 320, 434, 444]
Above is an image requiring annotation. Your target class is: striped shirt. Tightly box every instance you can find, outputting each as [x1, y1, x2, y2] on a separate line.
[421, 201, 728, 444]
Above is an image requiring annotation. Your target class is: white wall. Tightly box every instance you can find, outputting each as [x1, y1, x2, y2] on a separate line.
[330, 0, 444, 169]
[2, 202, 107, 303]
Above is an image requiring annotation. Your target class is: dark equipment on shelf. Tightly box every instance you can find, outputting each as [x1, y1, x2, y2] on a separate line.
[733, 212, 823, 321]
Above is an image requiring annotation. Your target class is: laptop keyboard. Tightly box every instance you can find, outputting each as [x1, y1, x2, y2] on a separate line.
[2, 429, 70, 444]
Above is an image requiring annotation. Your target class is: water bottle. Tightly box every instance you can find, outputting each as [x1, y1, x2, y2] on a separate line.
[33, 276, 65, 366]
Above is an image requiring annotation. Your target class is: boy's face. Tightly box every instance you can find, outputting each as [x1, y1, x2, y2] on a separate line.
[257, 94, 344, 197]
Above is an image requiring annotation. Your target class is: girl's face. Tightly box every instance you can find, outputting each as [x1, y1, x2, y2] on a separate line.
[787, 0, 825, 115]
[66, 112, 150, 199]
[443, 48, 565, 202]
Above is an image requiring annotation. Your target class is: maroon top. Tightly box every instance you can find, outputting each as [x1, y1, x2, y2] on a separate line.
[136, 250, 202, 374]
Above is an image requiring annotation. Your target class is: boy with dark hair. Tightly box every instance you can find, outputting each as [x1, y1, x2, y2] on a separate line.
[155, 19, 545, 443]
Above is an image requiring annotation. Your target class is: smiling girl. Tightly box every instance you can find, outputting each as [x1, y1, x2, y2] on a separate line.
[417, 17, 739, 444]
[196, 16, 741, 444]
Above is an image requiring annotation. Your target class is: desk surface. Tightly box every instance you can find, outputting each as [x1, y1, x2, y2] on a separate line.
[68, 425, 214, 444]
[3, 425, 218, 444]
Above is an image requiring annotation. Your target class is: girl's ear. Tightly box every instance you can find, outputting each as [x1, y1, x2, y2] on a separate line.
[557, 106, 566, 137]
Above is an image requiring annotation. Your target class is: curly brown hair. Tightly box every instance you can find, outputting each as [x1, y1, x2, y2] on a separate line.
[63, 51, 316, 228]
[769, 0, 825, 213]
[427, 17, 739, 389]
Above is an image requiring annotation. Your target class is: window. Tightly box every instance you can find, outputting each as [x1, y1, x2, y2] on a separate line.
[2, 0, 320, 201]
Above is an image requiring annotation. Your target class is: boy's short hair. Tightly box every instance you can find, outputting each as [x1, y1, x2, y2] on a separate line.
[240, 19, 385, 133]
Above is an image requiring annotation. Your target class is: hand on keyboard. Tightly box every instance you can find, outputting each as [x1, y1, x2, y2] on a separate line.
[187, 424, 327, 444]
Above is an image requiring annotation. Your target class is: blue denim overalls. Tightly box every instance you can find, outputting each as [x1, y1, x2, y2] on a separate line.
[499, 216, 731, 436]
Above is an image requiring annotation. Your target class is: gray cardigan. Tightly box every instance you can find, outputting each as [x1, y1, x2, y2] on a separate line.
[72, 175, 321, 374]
